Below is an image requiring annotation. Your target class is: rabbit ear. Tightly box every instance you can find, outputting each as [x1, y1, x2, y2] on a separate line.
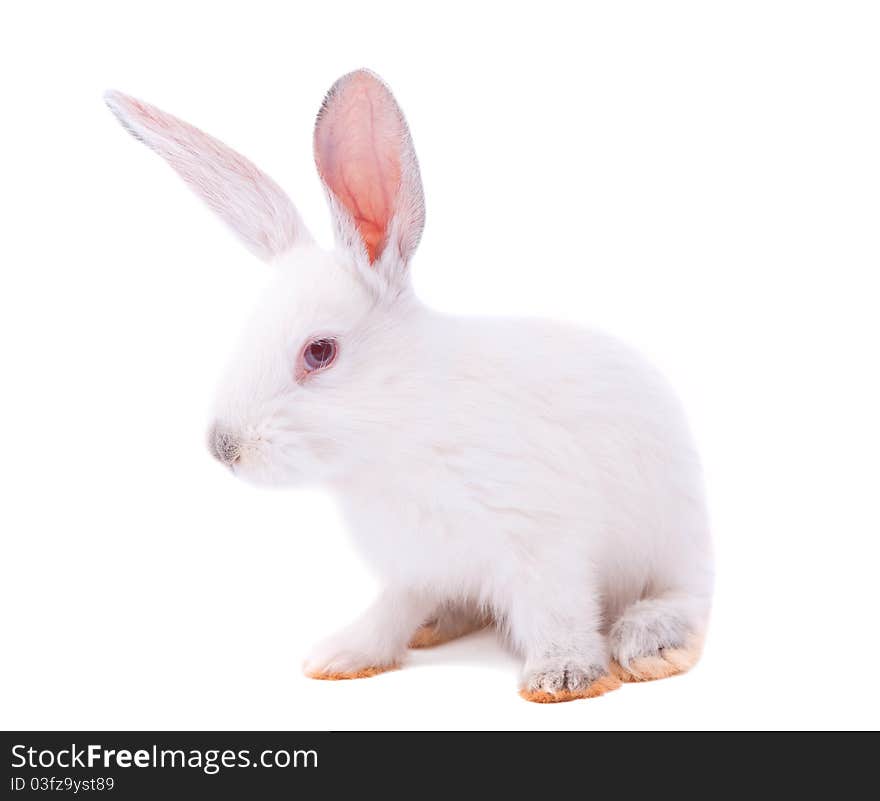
[314, 70, 425, 286]
[104, 91, 312, 262]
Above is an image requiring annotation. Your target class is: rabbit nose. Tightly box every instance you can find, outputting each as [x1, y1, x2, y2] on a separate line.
[210, 426, 241, 466]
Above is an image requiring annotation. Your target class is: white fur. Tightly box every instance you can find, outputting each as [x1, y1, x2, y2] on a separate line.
[107, 70, 713, 697]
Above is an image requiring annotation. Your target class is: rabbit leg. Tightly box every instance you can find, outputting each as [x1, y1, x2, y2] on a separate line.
[304, 587, 435, 680]
[409, 602, 491, 648]
[608, 593, 708, 682]
[513, 586, 621, 703]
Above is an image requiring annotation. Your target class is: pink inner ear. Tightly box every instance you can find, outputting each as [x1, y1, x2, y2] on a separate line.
[315, 74, 403, 263]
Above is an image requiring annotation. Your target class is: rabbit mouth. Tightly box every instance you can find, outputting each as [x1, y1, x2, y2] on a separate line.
[207, 433, 297, 486]
[206, 410, 343, 487]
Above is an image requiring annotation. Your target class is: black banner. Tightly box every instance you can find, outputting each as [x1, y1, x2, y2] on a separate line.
[0, 731, 872, 798]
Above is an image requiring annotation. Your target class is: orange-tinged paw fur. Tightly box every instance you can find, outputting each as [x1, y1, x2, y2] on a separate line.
[409, 624, 465, 649]
[611, 637, 703, 683]
[306, 665, 398, 681]
[519, 673, 622, 704]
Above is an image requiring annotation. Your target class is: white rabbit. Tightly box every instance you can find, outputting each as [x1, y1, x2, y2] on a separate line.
[106, 69, 713, 703]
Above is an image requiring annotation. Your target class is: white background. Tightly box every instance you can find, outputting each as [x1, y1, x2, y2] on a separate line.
[1, 1, 878, 731]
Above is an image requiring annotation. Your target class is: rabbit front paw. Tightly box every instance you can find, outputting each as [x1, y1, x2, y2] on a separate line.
[519, 659, 621, 704]
[303, 635, 400, 681]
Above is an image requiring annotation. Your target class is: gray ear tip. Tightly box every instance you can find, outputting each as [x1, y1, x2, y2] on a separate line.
[103, 91, 145, 143]
[103, 90, 127, 119]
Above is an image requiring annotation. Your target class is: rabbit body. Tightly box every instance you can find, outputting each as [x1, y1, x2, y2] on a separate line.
[313, 295, 712, 693]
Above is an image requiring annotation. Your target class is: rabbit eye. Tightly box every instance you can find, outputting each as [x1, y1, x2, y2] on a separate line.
[301, 337, 338, 374]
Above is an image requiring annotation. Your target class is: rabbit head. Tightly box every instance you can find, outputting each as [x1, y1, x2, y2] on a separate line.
[106, 70, 427, 486]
